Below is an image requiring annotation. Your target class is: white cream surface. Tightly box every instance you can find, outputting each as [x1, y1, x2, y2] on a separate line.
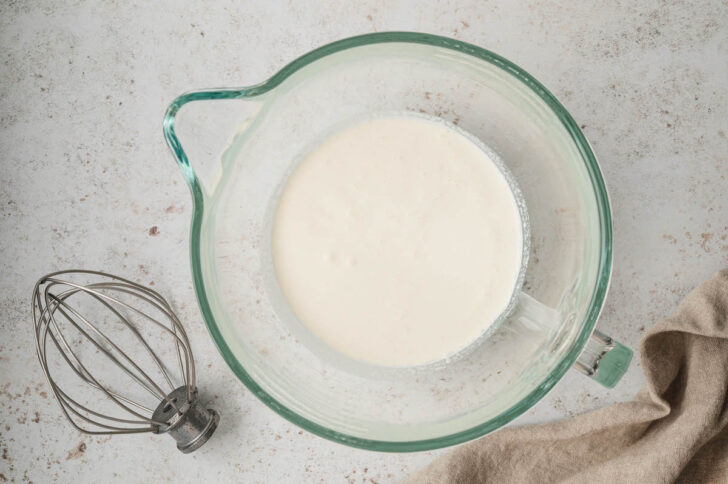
[272, 115, 523, 367]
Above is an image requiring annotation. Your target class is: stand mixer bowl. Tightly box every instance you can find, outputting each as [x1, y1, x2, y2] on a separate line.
[163, 32, 631, 451]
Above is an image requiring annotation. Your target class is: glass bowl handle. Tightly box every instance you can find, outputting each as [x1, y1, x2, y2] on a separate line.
[513, 292, 633, 389]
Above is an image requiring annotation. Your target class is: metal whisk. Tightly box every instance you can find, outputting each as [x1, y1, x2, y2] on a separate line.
[32, 270, 219, 453]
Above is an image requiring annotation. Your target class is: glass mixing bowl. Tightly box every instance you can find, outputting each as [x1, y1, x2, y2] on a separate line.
[163, 32, 632, 451]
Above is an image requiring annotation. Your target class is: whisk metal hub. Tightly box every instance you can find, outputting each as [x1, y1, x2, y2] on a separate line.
[152, 385, 219, 453]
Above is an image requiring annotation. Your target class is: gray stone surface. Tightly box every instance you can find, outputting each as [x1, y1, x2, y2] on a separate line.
[1, 1, 726, 482]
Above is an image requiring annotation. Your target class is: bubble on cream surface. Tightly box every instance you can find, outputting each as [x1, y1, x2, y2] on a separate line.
[272, 114, 524, 367]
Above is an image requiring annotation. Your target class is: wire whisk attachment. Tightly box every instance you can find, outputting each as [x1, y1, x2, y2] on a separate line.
[32, 270, 219, 453]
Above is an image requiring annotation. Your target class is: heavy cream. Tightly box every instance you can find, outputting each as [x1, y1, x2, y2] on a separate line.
[272, 114, 523, 367]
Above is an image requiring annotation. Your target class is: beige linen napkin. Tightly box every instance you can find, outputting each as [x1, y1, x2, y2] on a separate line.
[408, 269, 728, 484]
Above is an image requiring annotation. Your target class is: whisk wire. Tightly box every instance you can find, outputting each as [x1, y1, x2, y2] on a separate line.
[117, 279, 197, 400]
[51, 278, 196, 393]
[64, 285, 178, 398]
[112, 280, 197, 401]
[44, 277, 196, 394]
[85, 283, 182, 395]
[55, 385, 160, 430]
[41, 319, 158, 414]
[41, 293, 160, 422]
[36, 315, 160, 433]
[45, 287, 169, 400]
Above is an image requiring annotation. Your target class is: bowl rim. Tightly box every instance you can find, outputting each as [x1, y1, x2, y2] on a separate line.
[163, 31, 613, 452]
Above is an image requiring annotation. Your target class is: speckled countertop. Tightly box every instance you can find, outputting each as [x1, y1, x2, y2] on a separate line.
[1, 1, 726, 482]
